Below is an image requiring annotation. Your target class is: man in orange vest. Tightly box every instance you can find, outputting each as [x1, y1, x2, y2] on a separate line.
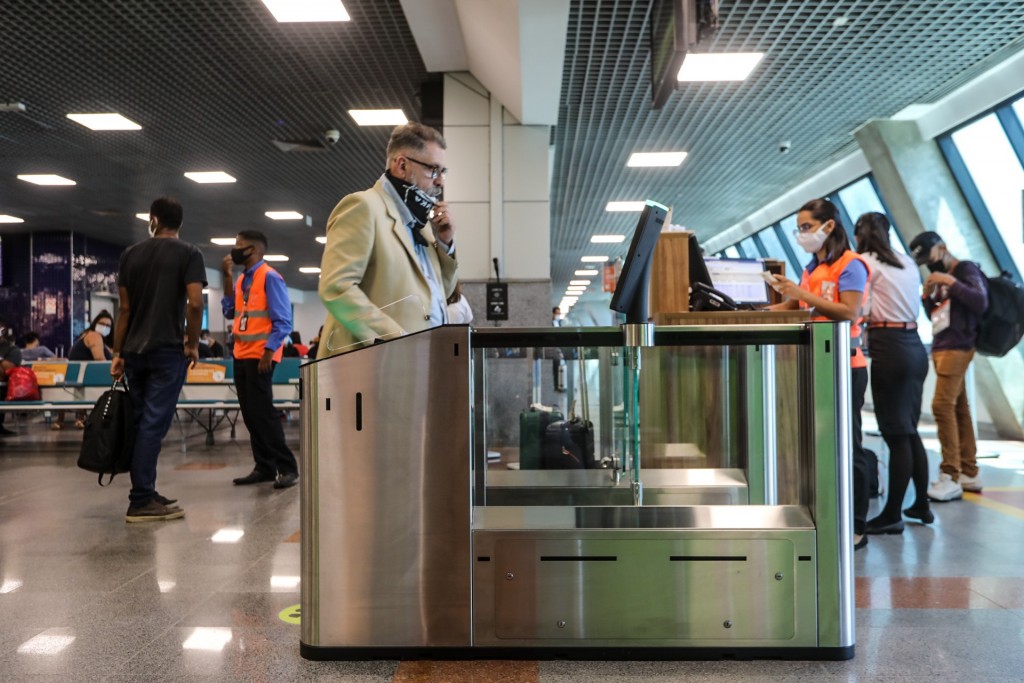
[221, 230, 299, 489]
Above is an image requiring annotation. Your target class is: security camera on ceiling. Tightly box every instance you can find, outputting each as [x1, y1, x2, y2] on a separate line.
[324, 129, 340, 144]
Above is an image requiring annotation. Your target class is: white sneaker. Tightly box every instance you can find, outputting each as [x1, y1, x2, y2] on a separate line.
[959, 472, 983, 492]
[928, 473, 963, 502]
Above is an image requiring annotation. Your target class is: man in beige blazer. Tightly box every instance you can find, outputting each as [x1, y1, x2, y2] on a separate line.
[317, 123, 458, 357]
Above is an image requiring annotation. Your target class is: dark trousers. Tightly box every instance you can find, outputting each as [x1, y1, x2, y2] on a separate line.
[851, 366, 869, 535]
[234, 359, 297, 477]
[125, 349, 189, 508]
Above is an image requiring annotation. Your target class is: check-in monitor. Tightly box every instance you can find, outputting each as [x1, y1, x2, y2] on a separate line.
[609, 200, 671, 324]
[703, 258, 771, 305]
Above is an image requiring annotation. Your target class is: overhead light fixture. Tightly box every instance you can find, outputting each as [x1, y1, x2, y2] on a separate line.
[261, 0, 350, 22]
[263, 254, 289, 262]
[581, 255, 609, 263]
[567, 286, 586, 292]
[17, 174, 76, 186]
[569, 280, 591, 286]
[66, 112, 141, 130]
[182, 627, 233, 652]
[265, 211, 304, 220]
[210, 238, 237, 246]
[833, 16, 849, 27]
[0, 214, 24, 223]
[348, 109, 408, 126]
[677, 52, 764, 82]
[627, 152, 687, 167]
[299, 267, 321, 274]
[135, 213, 149, 221]
[211, 528, 244, 543]
[575, 269, 599, 276]
[590, 234, 626, 244]
[605, 201, 645, 212]
[184, 171, 236, 184]
[315, 236, 327, 244]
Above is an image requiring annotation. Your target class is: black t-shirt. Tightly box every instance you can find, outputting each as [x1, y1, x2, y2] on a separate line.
[118, 237, 207, 355]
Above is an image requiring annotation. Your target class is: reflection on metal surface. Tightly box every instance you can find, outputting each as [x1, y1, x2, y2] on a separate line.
[622, 322, 655, 347]
[474, 505, 814, 531]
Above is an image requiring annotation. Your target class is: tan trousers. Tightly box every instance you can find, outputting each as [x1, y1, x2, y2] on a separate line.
[931, 349, 978, 479]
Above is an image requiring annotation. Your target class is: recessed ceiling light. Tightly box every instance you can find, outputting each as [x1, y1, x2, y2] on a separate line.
[211, 528, 244, 543]
[263, 254, 289, 262]
[348, 109, 409, 126]
[581, 255, 609, 263]
[569, 280, 591, 286]
[677, 52, 764, 82]
[299, 267, 321, 274]
[315, 236, 327, 244]
[135, 213, 149, 221]
[0, 214, 24, 223]
[261, 0, 349, 22]
[627, 152, 687, 167]
[17, 174, 76, 186]
[210, 238, 237, 246]
[265, 211, 304, 220]
[184, 171, 236, 184]
[567, 285, 586, 290]
[590, 234, 626, 243]
[575, 269, 599, 276]
[833, 16, 849, 27]
[66, 112, 141, 130]
[605, 201, 645, 212]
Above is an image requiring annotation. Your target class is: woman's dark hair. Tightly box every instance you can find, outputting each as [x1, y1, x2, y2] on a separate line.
[290, 331, 302, 344]
[88, 310, 113, 332]
[24, 331, 40, 344]
[855, 212, 903, 269]
[799, 198, 851, 266]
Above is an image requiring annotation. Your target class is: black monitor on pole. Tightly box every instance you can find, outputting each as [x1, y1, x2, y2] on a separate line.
[609, 200, 671, 324]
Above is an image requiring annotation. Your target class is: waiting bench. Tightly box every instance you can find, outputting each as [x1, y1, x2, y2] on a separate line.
[1, 358, 303, 450]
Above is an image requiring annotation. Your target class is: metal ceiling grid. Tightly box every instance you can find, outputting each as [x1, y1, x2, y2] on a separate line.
[0, 0, 427, 282]
[550, 0, 1024, 298]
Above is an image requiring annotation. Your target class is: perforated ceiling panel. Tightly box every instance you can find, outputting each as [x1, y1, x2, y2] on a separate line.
[551, 0, 1024, 296]
[0, 0, 428, 284]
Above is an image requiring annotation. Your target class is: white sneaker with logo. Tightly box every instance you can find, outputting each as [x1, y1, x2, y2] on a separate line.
[959, 472, 983, 492]
[928, 473, 964, 502]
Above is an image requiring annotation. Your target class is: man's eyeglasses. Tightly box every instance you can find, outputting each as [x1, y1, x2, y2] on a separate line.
[405, 156, 448, 180]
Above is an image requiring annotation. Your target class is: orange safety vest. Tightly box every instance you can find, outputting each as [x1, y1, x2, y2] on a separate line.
[232, 263, 284, 363]
[799, 250, 872, 369]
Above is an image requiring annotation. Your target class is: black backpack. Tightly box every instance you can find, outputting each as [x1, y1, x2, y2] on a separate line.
[976, 271, 1024, 357]
[77, 381, 137, 485]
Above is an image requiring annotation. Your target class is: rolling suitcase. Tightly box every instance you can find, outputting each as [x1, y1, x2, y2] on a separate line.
[542, 350, 595, 469]
[519, 404, 563, 469]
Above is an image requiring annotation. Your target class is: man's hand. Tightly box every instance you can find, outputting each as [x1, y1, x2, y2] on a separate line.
[184, 344, 199, 369]
[258, 349, 275, 374]
[110, 357, 124, 380]
[221, 255, 234, 281]
[431, 200, 455, 247]
[924, 272, 957, 290]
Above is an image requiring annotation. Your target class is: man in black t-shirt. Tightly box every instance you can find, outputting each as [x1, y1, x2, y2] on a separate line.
[111, 197, 206, 523]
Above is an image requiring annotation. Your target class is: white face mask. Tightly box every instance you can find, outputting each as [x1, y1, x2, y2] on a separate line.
[95, 324, 112, 336]
[148, 219, 157, 237]
[796, 226, 830, 253]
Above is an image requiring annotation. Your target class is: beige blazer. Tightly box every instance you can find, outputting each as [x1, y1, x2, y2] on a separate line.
[317, 179, 458, 358]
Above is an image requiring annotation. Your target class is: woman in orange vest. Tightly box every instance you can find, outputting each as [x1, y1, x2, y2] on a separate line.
[768, 198, 872, 551]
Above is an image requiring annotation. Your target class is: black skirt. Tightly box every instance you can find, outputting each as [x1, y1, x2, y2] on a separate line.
[867, 327, 928, 435]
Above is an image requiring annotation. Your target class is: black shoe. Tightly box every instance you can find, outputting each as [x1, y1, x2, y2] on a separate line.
[903, 505, 935, 524]
[273, 472, 299, 489]
[854, 534, 868, 550]
[233, 470, 276, 486]
[866, 517, 905, 535]
[154, 493, 178, 506]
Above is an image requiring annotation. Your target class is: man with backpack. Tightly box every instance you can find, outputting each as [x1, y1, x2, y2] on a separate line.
[909, 231, 988, 502]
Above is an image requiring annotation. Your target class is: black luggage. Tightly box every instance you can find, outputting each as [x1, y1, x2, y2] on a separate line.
[519, 405, 564, 469]
[542, 415, 595, 469]
[77, 380, 136, 485]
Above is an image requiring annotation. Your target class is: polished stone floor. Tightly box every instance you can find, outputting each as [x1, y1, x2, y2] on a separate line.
[2, 415, 1024, 682]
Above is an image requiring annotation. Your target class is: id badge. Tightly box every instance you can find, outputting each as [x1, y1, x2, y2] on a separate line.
[931, 300, 951, 334]
[239, 315, 248, 332]
[821, 280, 837, 301]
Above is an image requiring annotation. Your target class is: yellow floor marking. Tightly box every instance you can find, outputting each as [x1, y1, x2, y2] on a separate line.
[963, 492, 1024, 521]
[278, 603, 301, 625]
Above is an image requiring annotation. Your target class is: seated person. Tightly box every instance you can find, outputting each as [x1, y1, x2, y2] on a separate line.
[21, 331, 56, 361]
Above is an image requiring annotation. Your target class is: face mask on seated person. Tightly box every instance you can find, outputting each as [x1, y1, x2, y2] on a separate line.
[95, 324, 112, 337]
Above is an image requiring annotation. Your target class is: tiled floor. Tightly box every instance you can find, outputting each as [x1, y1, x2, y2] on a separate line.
[2, 416, 1024, 681]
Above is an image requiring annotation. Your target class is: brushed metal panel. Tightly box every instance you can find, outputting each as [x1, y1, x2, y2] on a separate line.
[473, 505, 815, 531]
[302, 326, 472, 648]
[473, 530, 817, 647]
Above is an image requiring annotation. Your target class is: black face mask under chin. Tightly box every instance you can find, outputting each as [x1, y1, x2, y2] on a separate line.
[385, 171, 437, 227]
[926, 259, 947, 274]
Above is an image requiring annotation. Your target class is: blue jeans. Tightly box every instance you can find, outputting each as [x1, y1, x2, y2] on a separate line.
[124, 348, 189, 508]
